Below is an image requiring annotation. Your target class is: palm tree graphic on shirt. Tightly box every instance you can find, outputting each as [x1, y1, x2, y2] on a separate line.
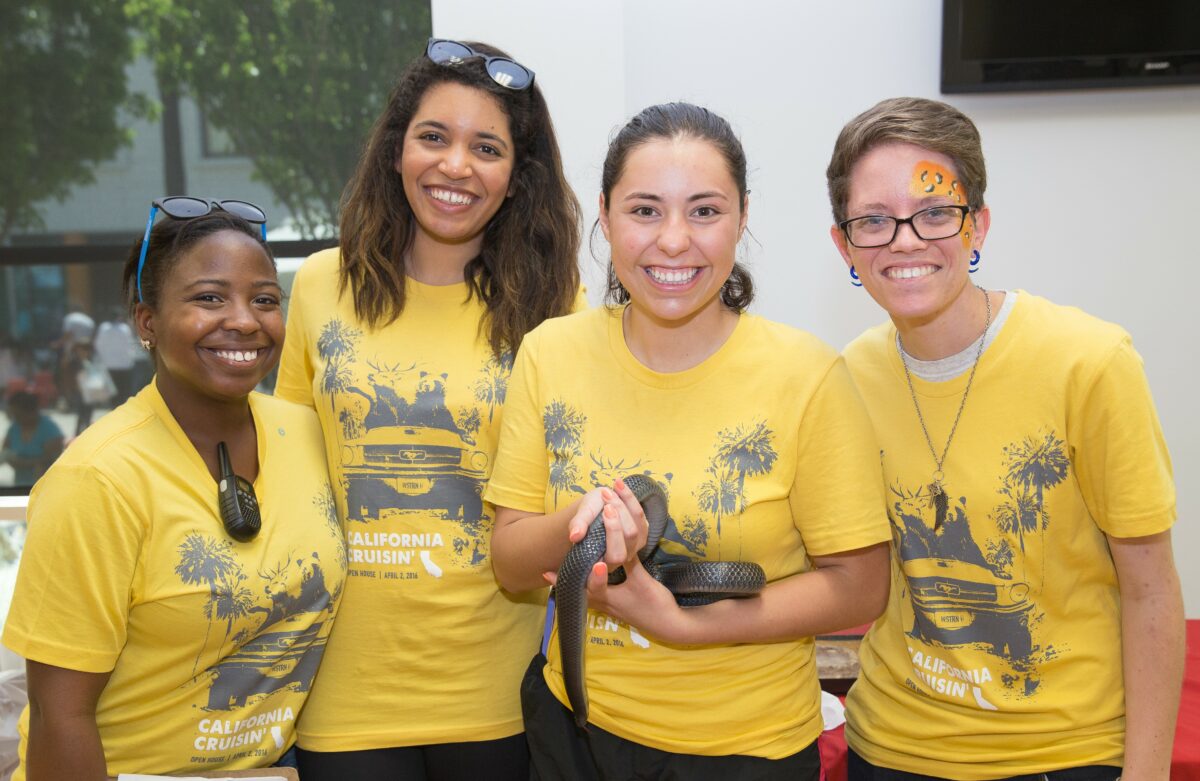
[543, 399, 588, 504]
[175, 534, 241, 677]
[316, 319, 361, 410]
[694, 421, 777, 556]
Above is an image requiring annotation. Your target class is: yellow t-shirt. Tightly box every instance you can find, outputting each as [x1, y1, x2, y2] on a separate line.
[275, 248, 574, 749]
[2, 381, 345, 779]
[484, 306, 890, 759]
[842, 292, 1176, 778]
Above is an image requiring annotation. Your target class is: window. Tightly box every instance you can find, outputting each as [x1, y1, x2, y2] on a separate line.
[0, 1, 432, 493]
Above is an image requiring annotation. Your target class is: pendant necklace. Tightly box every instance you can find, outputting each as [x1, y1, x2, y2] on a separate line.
[897, 285, 991, 528]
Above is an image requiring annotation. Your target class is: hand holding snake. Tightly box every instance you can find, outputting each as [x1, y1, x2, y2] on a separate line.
[553, 474, 766, 729]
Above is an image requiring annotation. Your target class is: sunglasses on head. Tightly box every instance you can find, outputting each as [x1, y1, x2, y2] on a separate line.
[135, 196, 268, 302]
[426, 38, 535, 91]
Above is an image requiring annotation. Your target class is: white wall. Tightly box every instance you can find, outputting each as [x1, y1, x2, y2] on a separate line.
[434, 0, 1200, 615]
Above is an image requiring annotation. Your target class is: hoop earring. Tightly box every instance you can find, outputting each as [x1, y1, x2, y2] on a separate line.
[968, 250, 981, 273]
[849, 266, 863, 287]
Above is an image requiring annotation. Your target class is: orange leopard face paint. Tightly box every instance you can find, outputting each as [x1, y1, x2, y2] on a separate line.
[911, 161, 972, 248]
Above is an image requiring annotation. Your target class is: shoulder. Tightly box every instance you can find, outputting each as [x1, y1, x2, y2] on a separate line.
[292, 247, 341, 286]
[55, 394, 158, 470]
[250, 392, 322, 434]
[746, 314, 838, 357]
[735, 314, 842, 376]
[1013, 291, 1130, 351]
[32, 400, 158, 502]
[842, 320, 894, 366]
[522, 305, 608, 350]
[712, 316, 852, 405]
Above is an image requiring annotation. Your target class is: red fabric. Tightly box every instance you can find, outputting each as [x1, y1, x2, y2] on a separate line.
[818, 723, 848, 781]
[818, 620, 1200, 780]
[1173, 620, 1200, 780]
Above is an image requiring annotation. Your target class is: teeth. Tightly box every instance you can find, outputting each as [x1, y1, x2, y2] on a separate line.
[214, 349, 259, 363]
[886, 265, 937, 280]
[647, 267, 699, 284]
[429, 188, 474, 205]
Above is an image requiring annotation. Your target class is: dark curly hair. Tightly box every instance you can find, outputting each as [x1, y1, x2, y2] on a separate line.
[337, 41, 581, 356]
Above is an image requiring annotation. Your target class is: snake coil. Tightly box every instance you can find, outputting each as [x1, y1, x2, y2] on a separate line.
[555, 474, 766, 729]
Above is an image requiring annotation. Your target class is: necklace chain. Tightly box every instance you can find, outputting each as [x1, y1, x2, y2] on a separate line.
[897, 285, 992, 498]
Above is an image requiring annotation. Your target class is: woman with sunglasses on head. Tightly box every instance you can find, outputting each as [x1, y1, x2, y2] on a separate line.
[274, 39, 580, 780]
[826, 97, 1183, 781]
[485, 102, 891, 780]
[2, 201, 346, 780]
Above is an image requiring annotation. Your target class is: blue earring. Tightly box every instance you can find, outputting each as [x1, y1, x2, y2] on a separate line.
[849, 266, 863, 287]
[968, 250, 981, 273]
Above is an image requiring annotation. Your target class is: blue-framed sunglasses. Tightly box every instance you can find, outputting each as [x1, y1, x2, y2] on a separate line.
[426, 38, 535, 90]
[135, 196, 268, 302]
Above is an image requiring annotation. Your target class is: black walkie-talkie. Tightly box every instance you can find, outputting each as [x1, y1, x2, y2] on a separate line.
[217, 441, 261, 542]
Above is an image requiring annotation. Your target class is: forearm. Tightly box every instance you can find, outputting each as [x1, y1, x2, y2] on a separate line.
[596, 542, 890, 646]
[26, 711, 109, 781]
[25, 661, 113, 781]
[491, 500, 582, 592]
[672, 543, 889, 645]
[1119, 579, 1185, 779]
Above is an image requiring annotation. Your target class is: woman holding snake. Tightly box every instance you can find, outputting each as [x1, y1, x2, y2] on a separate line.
[487, 102, 891, 780]
[826, 97, 1183, 780]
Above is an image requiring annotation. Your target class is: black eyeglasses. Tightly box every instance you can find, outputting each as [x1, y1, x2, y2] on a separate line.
[426, 38, 535, 90]
[839, 205, 971, 249]
[136, 197, 268, 302]
[217, 442, 261, 542]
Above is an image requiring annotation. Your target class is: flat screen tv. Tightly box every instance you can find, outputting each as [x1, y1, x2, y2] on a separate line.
[942, 0, 1200, 93]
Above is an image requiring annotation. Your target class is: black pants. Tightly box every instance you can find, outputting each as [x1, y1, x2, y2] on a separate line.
[295, 733, 530, 781]
[521, 653, 821, 781]
[848, 747, 1121, 781]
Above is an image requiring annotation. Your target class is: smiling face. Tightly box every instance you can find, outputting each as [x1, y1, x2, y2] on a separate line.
[600, 136, 747, 330]
[831, 142, 989, 329]
[397, 81, 515, 273]
[137, 230, 283, 408]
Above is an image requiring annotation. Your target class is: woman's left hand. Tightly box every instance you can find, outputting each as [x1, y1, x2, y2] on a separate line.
[545, 558, 696, 645]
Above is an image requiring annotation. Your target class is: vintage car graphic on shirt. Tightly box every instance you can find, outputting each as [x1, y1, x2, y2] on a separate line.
[889, 428, 1069, 700]
[905, 556, 1033, 660]
[342, 423, 488, 522]
[174, 532, 340, 712]
[315, 318, 510, 571]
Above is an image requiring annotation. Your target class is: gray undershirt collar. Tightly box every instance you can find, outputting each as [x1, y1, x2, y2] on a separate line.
[897, 290, 1017, 382]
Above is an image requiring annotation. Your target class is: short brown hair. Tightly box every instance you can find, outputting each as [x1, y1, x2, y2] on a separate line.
[826, 97, 987, 225]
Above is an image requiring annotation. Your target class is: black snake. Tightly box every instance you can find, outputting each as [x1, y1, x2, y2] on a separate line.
[555, 474, 766, 729]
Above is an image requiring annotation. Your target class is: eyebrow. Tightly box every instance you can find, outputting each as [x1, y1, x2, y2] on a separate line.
[621, 191, 731, 203]
[412, 120, 510, 151]
[853, 198, 953, 214]
[184, 279, 282, 290]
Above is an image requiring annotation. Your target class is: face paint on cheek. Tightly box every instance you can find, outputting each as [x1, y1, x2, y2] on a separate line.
[910, 161, 973, 248]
